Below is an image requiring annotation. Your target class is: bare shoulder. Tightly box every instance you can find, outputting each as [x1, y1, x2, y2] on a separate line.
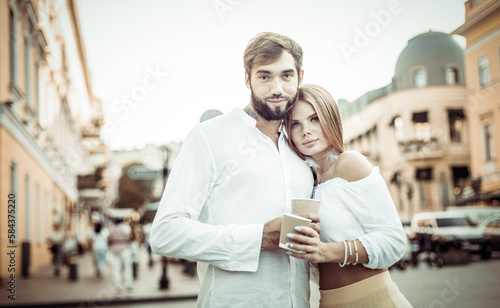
[334, 151, 373, 182]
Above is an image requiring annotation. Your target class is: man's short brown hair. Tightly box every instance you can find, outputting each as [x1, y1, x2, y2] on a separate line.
[244, 32, 303, 76]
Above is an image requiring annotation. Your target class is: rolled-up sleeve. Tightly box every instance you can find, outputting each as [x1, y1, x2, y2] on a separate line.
[150, 128, 263, 272]
[335, 169, 407, 269]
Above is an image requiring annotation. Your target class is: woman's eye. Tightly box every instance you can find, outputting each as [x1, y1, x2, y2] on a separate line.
[291, 122, 300, 129]
[311, 116, 319, 122]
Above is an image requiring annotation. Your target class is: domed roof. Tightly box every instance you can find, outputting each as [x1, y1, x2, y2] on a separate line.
[393, 31, 464, 91]
[200, 109, 223, 123]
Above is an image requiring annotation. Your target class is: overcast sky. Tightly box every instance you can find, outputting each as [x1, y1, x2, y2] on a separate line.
[76, 0, 467, 150]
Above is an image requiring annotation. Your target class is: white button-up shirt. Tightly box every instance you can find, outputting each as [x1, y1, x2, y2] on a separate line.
[151, 108, 314, 307]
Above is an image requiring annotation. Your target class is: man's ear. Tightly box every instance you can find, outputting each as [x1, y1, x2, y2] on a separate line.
[298, 70, 304, 85]
[245, 71, 251, 89]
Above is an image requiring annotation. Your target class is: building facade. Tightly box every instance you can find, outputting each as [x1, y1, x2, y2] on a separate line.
[0, 0, 104, 280]
[453, 0, 500, 205]
[339, 31, 469, 220]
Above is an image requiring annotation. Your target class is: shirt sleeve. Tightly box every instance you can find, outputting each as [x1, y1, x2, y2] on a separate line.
[335, 168, 407, 269]
[150, 127, 264, 272]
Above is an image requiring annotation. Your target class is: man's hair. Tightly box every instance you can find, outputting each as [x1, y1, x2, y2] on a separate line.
[285, 84, 344, 160]
[244, 32, 303, 76]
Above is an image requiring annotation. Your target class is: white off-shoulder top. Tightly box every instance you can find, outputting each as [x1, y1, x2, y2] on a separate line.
[313, 167, 407, 269]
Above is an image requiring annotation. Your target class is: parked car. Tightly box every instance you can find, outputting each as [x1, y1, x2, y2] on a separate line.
[479, 218, 500, 252]
[410, 211, 492, 259]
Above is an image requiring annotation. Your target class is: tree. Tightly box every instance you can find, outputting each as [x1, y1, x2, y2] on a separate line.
[114, 163, 156, 211]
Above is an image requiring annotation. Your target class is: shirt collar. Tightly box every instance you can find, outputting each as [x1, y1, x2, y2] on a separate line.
[233, 108, 285, 134]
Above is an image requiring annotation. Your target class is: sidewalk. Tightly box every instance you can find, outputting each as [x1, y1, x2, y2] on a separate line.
[0, 249, 199, 307]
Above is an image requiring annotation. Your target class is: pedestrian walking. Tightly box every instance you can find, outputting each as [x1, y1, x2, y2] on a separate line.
[47, 224, 65, 276]
[108, 218, 133, 294]
[90, 222, 109, 278]
[142, 222, 154, 267]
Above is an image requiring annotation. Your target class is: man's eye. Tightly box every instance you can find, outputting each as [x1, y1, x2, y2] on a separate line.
[284, 74, 292, 79]
[259, 76, 269, 81]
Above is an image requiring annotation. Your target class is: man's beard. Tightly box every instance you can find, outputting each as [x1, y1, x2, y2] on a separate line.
[250, 89, 298, 121]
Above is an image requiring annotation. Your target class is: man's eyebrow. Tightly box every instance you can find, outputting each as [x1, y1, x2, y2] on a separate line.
[255, 69, 271, 74]
[282, 69, 295, 74]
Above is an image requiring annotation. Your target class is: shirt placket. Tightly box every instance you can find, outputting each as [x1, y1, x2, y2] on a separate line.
[278, 133, 298, 307]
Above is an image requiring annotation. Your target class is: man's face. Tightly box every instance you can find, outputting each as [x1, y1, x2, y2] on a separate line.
[245, 51, 303, 121]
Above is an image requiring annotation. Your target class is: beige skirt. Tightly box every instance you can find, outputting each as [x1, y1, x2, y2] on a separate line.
[319, 271, 412, 308]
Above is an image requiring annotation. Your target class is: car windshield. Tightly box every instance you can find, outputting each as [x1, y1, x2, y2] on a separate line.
[436, 217, 472, 227]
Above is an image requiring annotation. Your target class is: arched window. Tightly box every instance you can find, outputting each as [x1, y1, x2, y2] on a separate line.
[413, 69, 427, 88]
[446, 67, 459, 85]
[394, 116, 404, 141]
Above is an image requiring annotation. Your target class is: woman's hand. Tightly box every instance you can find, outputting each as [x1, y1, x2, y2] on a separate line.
[285, 225, 330, 263]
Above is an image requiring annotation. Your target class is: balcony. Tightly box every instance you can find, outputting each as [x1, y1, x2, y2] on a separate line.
[398, 137, 445, 161]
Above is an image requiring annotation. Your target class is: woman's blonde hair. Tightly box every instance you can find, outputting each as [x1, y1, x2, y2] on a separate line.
[285, 84, 344, 160]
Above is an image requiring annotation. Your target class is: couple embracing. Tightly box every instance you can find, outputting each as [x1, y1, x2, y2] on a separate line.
[151, 32, 412, 308]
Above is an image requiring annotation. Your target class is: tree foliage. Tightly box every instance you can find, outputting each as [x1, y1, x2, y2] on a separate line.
[115, 162, 156, 211]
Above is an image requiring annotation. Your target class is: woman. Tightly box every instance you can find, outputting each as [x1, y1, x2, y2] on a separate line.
[91, 222, 109, 278]
[284, 84, 412, 307]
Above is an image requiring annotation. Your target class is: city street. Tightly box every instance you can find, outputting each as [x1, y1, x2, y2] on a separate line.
[390, 253, 500, 308]
[1, 250, 498, 307]
[116, 254, 500, 308]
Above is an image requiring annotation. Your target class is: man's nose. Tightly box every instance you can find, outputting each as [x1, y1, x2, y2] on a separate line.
[270, 78, 283, 96]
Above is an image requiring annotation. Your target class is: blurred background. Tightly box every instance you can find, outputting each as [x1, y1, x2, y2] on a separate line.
[0, 0, 499, 307]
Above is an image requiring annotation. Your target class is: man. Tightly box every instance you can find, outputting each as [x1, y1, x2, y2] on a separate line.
[151, 32, 317, 307]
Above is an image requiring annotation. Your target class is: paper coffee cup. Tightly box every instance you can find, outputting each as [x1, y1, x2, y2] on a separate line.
[291, 198, 320, 215]
[279, 213, 311, 252]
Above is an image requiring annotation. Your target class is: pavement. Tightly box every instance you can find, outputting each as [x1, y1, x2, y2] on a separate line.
[0, 249, 200, 307]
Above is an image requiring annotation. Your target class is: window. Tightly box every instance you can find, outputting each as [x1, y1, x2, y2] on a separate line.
[10, 162, 17, 194]
[436, 217, 472, 227]
[36, 183, 41, 244]
[9, 7, 18, 84]
[412, 111, 431, 140]
[394, 116, 404, 141]
[25, 174, 31, 241]
[478, 55, 490, 86]
[414, 69, 427, 88]
[482, 118, 495, 161]
[416, 168, 432, 210]
[446, 67, 459, 85]
[25, 37, 31, 105]
[448, 109, 465, 143]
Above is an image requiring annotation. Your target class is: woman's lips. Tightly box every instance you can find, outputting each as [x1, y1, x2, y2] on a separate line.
[302, 139, 318, 148]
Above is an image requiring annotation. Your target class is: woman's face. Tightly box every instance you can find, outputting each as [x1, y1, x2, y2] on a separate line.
[289, 100, 330, 157]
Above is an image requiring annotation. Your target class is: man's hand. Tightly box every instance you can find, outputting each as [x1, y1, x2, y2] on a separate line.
[261, 217, 283, 249]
